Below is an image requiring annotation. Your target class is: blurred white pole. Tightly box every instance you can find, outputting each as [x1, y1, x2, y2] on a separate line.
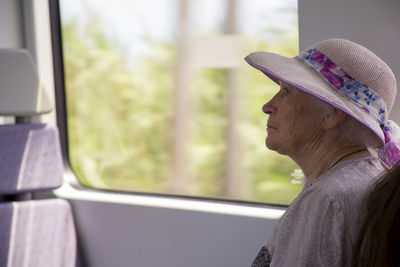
[170, 0, 192, 193]
[224, 0, 241, 198]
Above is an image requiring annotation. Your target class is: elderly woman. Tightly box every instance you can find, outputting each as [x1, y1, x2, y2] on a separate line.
[246, 38, 399, 266]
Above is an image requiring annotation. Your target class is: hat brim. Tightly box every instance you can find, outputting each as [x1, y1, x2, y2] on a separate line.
[245, 51, 384, 143]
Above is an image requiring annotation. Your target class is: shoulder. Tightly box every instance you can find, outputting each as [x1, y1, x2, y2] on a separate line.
[265, 157, 383, 266]
[304, 156, 384, 230]
[287, 157, 385, 229]
[311, 156, 384, 201]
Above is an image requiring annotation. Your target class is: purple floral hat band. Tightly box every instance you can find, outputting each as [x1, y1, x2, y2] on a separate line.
[296, 48, 400, 167]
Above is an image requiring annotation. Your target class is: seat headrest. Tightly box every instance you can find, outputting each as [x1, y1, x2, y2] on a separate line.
[0, 49, 52, 116]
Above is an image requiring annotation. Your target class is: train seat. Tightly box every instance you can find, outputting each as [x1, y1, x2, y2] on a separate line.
[0, 49, 78, 266]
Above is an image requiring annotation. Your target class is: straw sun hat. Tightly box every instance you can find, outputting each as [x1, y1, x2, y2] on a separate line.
[245, 38, 399, 167]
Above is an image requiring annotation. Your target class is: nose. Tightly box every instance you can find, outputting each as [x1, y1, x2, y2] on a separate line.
[262, 98, 275, 115]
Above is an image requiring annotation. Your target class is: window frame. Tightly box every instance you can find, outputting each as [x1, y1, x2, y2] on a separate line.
[48, 0, 292, 209]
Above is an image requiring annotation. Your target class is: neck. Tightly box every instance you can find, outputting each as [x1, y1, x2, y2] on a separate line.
[290, 141, 370, 185]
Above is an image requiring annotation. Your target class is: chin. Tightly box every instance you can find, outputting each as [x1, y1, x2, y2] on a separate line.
[265, 138, 278, 151]
[266, 138, 288, 155]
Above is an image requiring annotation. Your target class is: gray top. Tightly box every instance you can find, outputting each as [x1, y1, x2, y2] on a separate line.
[253, 156, 384, 267]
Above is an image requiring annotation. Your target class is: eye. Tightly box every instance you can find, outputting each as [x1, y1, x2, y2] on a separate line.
[282, 87, 290, 95]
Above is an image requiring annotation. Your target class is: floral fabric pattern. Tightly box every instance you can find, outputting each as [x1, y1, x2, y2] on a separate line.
[296, 48, 400, 167]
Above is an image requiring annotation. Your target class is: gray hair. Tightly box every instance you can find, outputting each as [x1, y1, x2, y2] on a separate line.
[312, 94, 383, 154]
[337, 115, 382, 153]
[314, 98, 383, 153]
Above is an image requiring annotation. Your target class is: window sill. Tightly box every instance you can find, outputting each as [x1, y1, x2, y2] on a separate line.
[54, 180, 286, 219]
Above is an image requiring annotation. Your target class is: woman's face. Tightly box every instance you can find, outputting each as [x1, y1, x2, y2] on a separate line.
[262, 81, 327, 156]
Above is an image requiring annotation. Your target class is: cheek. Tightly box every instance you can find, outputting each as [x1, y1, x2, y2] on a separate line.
[293, 110, 325, 139]
[285, 106, 306, 131]
[284, 107, 318, 141]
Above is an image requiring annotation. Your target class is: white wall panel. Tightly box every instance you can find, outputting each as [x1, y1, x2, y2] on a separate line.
[69, 198, 281, 267]
[0, 0, 23, 48]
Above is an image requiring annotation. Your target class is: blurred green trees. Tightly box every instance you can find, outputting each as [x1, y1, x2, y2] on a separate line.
[62, 13, 302, 204]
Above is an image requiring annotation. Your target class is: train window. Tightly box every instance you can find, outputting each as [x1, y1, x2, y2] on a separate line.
[59, 0, 301, 204]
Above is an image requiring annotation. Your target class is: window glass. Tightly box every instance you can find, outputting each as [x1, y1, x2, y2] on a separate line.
[60, 0, 301, 204]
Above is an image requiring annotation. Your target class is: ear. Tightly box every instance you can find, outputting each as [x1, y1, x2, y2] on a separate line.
[322, 107, 347, 130]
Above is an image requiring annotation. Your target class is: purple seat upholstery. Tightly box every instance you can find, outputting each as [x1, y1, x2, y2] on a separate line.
[0, 123, 78, 266]
[0, 123, 63, 195]
[0, 204, 12, 263]
[0, 199, 77, 266]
